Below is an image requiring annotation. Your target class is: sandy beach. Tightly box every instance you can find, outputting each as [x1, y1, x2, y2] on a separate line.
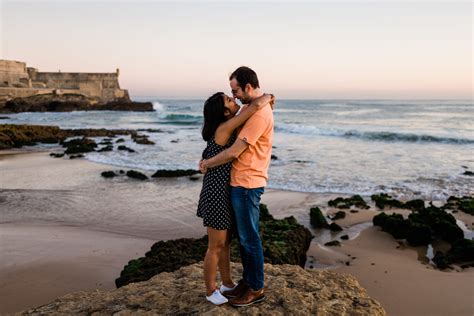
[0, 148, 473, 315]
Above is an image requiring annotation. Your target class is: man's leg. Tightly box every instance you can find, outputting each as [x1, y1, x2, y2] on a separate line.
[230, 186, 265, 291]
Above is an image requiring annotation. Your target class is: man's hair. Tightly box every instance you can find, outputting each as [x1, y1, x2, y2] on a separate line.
[229, 66, 260, 90]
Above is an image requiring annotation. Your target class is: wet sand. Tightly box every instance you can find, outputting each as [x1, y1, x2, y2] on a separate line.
[0, 148, 473, 315]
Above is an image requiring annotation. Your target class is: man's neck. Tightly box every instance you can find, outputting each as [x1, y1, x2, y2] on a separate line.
[249, 89, 264, 102]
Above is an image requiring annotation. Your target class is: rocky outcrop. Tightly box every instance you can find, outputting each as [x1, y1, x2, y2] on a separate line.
[328, 195, 370, 209]
[0, 124, 153, 150]
[19, 262, 386, 315]
[372, 196, 474, 270]
[115, 204, 313, 288]
[371, 193, 425, 211]
[0, 93, 153, 113]
[443, 196, 474, 215]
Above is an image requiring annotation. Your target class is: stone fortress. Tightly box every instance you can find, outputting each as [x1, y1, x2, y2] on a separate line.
[0, 59, 131, 103]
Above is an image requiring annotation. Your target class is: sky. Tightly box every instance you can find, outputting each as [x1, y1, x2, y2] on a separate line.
[1, 0, 472, 99]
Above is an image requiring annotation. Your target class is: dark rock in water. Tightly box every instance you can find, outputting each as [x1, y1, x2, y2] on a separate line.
[0, 124, 63, 148]
[115, 203, 313, 288]
[137, 128, 164, 133]
[461, 165, 468, 169]
[271, 155, 278, 160]
[117, 145, 135, 153]
[170, 139, 179, 143]
[463, 171, 474, 176]
[69, 154, 84, 159]
[0, 116, 9, 119]
[371, 193, 425, 211]
[116, 138, 125, 143]
[340, 234, 349, 240]
[131, 133, 155, 145]
[371, 193, 404, 209]
[101, 171, 117, 178]
[444, 196, 474, 215]
[98, 145, 113, 152]
[0, 124, 141, 150]
[119, 170, 125, 174]
[62, 137, 97, 154]
[328, 195, 369, 209]
[329, 223, 343, 232]
[99, 140, 113, 145]
[310, 207, 329, 228]
[324, 240, 341, 247]
[126, 170, 148, 180]
[345, 261, 351, 266]
[1, 93, 153, 113]
[332, 211, 346, 220]
[49, 152, 64, 158]
[350, 210, 359, 213]
[151, 169, 199, 178]
[189, 175, 200, 181]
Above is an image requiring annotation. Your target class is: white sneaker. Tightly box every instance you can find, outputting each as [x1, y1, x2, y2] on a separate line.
[206, 289, 229, 305]
[220, 282, 237, 293]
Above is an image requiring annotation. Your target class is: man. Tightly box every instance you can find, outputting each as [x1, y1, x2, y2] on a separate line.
[199, 66, 274, 307]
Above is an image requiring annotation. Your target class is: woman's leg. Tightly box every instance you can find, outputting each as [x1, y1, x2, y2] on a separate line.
[218, 229, 235, 287]
[204, 227, 227, 296]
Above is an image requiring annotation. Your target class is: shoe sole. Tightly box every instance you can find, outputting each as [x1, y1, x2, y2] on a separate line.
[229, 295, 266, 307]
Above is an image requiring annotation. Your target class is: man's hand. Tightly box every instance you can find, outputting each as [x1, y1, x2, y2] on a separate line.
[199, 159, 208, 174]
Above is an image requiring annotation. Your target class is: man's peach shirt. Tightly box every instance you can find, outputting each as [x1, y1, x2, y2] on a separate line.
[230, 105, 274, 189]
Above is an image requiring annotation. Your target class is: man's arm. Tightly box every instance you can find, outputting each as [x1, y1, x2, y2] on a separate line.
[200, 139, 248, 173]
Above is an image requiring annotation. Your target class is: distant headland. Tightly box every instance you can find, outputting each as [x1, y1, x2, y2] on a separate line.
[0, 59, 153, 112]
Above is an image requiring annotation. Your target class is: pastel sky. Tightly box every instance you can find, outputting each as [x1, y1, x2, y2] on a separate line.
[1, 1, 472, 99]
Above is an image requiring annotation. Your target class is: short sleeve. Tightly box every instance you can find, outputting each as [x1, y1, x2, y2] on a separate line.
[237, 113, 269, 146]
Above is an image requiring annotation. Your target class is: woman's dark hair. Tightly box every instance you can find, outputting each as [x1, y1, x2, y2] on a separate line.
[201, 92, 226, 141]
[229, 66, 260, 89]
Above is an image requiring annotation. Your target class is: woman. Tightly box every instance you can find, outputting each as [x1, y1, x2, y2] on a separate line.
[197, 92, 274, 305]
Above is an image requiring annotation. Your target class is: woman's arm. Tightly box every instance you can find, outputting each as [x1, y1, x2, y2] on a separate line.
[214, 94, 274, 146]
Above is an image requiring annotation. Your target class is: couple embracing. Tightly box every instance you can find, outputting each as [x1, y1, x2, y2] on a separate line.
[197, 66, 274, 307]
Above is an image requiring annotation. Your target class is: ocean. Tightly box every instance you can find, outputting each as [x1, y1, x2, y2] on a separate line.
[3, 99, 473, 201]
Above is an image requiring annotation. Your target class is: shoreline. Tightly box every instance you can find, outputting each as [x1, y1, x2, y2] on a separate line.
[0, 148, 473, 315]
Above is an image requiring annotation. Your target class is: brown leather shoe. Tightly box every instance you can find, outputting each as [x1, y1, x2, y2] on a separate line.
[229, 287, 265, 307]
[221, 279, 249, 299]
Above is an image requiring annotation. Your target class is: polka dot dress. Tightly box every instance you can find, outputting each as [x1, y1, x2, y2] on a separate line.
[197, 133, 236, 230]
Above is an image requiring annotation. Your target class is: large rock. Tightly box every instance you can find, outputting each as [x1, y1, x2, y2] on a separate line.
[371, 193, 425, 211]
[115, 204, 313, 288]
[20, 262, 386, 315]
[328, 195, 370, 209]
[1, 93, 154, 113]
[0, 124, 148, 150]
[443, 196, 474, 215]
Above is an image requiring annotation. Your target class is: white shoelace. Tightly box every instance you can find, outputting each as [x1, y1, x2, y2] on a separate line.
[206, 289, 228, 305]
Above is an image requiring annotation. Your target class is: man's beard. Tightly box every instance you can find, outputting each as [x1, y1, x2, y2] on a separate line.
[240, 94, 252, 104]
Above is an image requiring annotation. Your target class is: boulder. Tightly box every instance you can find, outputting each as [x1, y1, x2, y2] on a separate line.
[21, 262, 386, 315]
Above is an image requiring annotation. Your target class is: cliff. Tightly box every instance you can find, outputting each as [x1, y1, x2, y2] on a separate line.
[18, 262, 386, 315]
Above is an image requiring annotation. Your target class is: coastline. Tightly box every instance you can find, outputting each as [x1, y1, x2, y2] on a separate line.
[0, 148, 473, 315]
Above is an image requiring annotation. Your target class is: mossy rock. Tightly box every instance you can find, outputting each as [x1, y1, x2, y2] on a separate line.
[310, 207, 329, 228]
[115, 203, 312, 288]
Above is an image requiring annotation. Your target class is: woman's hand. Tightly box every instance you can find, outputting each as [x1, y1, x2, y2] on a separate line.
[251, 93, 275, 110]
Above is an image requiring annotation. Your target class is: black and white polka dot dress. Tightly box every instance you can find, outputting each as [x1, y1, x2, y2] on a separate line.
[197, 133, 236, 230]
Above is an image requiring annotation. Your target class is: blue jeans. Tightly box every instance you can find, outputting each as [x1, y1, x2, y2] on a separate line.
[230, 186, 265, 291]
